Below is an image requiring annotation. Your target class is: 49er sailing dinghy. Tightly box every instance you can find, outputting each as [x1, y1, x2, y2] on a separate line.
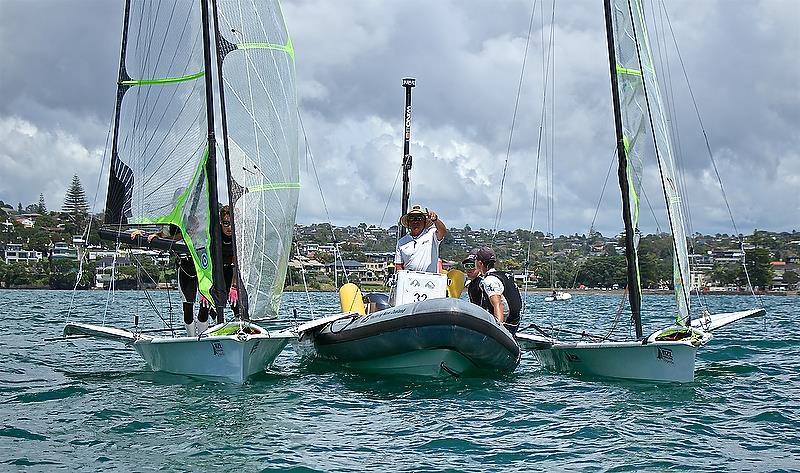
[63, 0, 300, 383]
[298, 79, 520, 378]
[516, 0, 764, 383]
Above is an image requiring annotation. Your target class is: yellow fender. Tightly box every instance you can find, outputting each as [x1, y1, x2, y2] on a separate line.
[339, 282, 366, 315]
[446, 269, 466, 298]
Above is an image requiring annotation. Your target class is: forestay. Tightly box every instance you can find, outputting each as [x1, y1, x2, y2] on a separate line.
[215, 0, 299, 317]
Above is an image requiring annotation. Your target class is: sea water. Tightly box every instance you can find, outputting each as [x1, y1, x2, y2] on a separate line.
[1, 289, 798, 472]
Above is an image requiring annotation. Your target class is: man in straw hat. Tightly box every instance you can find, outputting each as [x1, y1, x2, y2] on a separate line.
[394, 205, 447, 273]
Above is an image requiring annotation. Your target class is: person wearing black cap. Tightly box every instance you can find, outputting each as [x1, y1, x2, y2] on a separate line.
[394, 204, 447, 273]
[462, 250, 488, 310]
[475, 246, 522, 334]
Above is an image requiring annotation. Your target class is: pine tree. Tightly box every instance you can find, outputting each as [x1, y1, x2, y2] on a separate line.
[62, 175, 89, 226]
[37, 193, 47, 214]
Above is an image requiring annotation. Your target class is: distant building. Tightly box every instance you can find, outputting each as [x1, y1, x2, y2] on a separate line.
[4, 243, 42, 264]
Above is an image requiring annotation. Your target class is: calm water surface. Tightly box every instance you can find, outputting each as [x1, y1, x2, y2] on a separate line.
[1, 289, 798, 472]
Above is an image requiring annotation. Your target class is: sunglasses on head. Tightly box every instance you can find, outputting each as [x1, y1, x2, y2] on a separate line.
[408, 215, 425, 222]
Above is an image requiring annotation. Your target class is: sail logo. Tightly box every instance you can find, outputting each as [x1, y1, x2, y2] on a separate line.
[657, 347, 674, 364]
[200, 250, 209, 269]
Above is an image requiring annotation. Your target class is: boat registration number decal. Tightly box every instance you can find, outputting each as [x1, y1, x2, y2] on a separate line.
[657, 347, 673, 364]
[212, 342, 224, 357]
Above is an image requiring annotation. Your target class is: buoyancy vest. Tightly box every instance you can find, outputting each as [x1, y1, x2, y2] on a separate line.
[487, 271, 522, 329]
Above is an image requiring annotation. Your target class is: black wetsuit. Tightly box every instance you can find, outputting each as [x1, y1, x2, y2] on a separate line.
[164, 224, 204, 325]
[208, 231, 239, 323]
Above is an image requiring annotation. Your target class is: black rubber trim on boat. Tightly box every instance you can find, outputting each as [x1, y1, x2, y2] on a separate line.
[315, 310, 519, 356]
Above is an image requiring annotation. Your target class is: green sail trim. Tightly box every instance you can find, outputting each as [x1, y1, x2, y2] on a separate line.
[129, 146, 216, 307]
[622, 135, 643, 298]
[616, 65, 642, 77]
[247, 182, 301, 193]
[237, 38, 295, 60]
[120, 70, 205, 86]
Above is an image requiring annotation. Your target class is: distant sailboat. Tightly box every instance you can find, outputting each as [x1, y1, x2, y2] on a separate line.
[516, 0, 764, 382]
[64, 0, 300, 383]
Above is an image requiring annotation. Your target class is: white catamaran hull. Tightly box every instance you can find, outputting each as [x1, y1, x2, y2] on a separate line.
[517, 308, 764, 383]
[528, 339, 700, 383]
[64, 322, 294, 383]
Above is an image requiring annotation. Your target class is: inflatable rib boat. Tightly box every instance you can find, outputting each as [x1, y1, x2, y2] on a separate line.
[298, 271, 520, 378]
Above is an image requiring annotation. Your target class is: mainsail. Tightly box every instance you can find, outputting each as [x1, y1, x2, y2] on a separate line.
[214, 0, 299, 317]
[608, 0, 691, 325]
[104, 0, 217, 298]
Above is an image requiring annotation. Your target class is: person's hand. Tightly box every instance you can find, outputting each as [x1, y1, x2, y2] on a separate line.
[130, 229, 144, 240]
[147, 233, 158, 243]
[199, 294, 210, 307]
[228, 286, 238, 307]
[427, 210, 439, 222]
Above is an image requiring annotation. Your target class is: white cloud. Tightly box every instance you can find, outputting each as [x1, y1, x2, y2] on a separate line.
[0, 0, 796, 236]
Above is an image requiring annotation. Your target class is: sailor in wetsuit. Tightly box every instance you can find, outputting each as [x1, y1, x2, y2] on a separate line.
[131, 224, 208, 336]
[207, 205, 239, 323]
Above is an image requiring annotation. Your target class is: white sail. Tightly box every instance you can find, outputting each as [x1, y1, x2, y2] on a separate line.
[104, 0, 217, 298]
[215, 0, 299, 317]
[609, 0, 691, 323]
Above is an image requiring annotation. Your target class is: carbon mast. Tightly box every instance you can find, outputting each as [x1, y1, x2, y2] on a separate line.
[210, 0, 249, 320]
[400, 78, 415, 238]
[200, 0, 227, 323]
[604, 0, 643, 339]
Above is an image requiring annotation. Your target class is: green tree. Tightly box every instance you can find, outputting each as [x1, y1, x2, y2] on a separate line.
[744, 248, 774, 289]
[782, 270, 799, 289]
[62, 175, 90, 229]
[38, 193, 47, 213]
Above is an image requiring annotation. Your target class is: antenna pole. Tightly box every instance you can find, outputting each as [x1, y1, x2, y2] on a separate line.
[400, 78, 415, 238]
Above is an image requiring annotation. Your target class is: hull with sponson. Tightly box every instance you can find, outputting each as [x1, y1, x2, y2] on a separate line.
[302, 298, 520, 378]
[64, 321, 293, 383]
[528, 339, 700, 383]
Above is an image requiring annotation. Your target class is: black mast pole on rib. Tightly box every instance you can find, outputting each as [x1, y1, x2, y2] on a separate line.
[400, 77, 415, 238]
[604, 0, 643, 339]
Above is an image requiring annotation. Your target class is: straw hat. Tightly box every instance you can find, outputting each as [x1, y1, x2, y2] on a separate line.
[399, 205, 428, 228]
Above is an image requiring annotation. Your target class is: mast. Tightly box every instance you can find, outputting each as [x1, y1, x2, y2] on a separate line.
[210, 0, 248, 320]
[400, 77, 415, 238]
[200, 0, 227, 323]
[102, 0, 133, 226]
[604, 0, 643, 338]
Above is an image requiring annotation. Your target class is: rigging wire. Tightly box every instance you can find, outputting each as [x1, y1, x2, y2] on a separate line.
[492, 0, 539, 237]
[298, 113, 349, 285]
[659, 1, 761, 305]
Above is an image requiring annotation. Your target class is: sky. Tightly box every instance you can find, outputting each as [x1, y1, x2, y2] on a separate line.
[0, 0, 798, 237]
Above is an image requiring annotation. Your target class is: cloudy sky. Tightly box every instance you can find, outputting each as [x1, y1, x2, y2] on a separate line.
[0, 0, 798, 237]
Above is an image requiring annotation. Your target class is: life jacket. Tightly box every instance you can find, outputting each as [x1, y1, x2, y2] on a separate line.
[467, 276, 491, 311]
[487, 270, 522, 331]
